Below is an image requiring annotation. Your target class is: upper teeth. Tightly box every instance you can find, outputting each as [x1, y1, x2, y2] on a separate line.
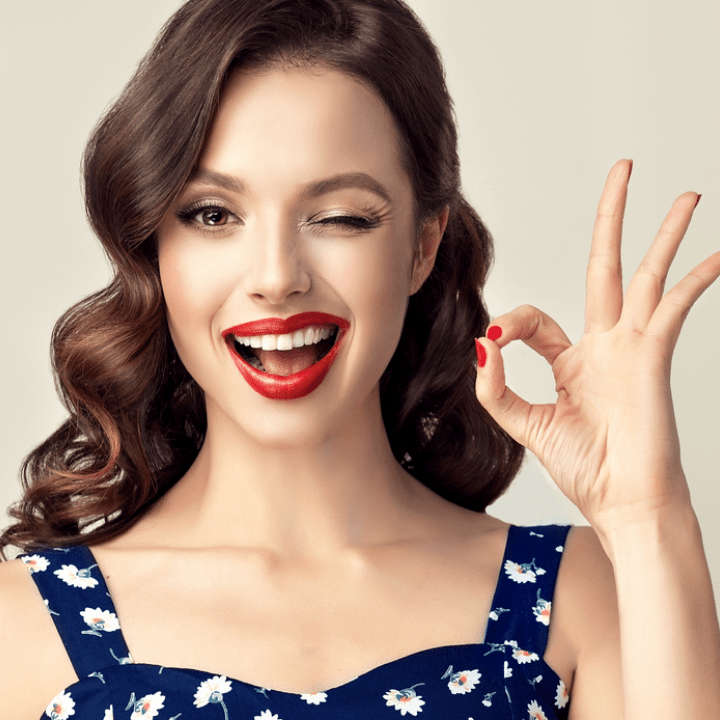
[234, 325, 334, 351]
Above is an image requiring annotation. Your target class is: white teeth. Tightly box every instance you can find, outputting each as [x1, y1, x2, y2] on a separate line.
[276, 333, 293, 351]
[233, 324, 337, 352]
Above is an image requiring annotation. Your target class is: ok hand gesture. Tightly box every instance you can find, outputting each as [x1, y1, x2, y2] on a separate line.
[474, 160, 720, 534]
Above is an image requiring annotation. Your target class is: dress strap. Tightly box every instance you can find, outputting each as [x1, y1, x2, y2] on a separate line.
[21, 545, 133, 679]
[483, 524, 571, 655]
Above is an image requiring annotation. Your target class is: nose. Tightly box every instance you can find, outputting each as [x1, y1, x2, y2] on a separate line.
[242, 218, 311, 305]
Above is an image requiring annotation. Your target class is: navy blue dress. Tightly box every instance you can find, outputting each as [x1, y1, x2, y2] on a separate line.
[22, 524, 571, 720]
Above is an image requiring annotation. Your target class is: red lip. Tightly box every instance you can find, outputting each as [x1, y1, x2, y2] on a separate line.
[221, 312, 350, 400]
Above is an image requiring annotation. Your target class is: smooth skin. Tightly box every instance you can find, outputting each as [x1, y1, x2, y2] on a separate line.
[0, 67, 718, 720]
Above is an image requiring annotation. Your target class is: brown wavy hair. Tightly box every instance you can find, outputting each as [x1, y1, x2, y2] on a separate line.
[1, 0, 523, 557]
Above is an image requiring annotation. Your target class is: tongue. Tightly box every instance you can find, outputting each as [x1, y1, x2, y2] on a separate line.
[257, 346, 320, 376]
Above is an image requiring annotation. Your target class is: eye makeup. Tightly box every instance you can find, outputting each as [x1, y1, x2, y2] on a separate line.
[310, 213, 382, 232]
[174, 198, 387, 237]
[176, 199, 241, 231]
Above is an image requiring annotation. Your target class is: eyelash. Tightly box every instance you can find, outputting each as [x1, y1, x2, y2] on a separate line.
[175, 202, 381, 234]
[313, 215, 380, 231]
[176, 202, 238, 231]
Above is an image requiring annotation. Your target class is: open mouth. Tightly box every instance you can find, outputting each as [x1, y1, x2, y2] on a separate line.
[229, 324, 339, 377]
[221, 312, 349, 400]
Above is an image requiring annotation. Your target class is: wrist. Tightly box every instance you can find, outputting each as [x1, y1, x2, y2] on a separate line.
[592, 499, 702, 566]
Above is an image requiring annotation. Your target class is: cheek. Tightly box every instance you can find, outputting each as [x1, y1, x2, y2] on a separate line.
[158, 239, 229, 348]
[322, 230, 414, 353]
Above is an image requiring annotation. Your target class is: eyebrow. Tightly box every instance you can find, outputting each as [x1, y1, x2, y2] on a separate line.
[302, 172, 392, 204]
[190, 168, 246, 193]
[188, 169, 392, 204]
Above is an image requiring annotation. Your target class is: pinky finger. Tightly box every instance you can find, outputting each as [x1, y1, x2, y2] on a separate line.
[646, 250, 720, 348]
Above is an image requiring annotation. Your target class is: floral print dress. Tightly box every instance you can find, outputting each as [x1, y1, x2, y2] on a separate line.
[22, 524, 571, 720]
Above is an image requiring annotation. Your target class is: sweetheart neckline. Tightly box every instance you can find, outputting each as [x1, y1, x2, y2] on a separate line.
[59, 640, 564, 699]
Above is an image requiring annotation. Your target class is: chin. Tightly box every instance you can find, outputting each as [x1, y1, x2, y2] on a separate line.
[207, 394, 351, 451]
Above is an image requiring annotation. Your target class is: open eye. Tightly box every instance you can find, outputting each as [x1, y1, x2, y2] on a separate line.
[177, 202, 240, 230]
[195, 207, 231, 226]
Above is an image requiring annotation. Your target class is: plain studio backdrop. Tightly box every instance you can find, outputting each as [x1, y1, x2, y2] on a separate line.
[1, 1, 718, 606]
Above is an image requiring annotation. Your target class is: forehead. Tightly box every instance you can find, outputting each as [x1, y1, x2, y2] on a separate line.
[198, 66, 410, 197]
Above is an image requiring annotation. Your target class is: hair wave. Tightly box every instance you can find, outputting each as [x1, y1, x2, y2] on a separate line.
[2, 0, 523, 557]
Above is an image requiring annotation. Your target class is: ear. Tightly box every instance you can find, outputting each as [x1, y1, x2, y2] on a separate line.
[409, 206, 449, 295]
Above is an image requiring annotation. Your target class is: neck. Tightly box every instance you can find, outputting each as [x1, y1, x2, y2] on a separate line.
[134, 389, 431, 556]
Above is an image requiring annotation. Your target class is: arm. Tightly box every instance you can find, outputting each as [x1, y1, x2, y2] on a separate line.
[604, 504, 720, 718]
[475, 160, 720, 718]
[0, 558, 79, 720]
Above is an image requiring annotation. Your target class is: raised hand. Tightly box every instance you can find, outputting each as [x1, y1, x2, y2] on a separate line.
[474, 160, 720, 533]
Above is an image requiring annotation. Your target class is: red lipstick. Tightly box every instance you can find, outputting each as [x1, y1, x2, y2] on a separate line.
[221, 312, 349, 400]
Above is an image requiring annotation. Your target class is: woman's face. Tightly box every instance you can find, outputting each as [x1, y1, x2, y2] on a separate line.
[157, 66, 438, 447]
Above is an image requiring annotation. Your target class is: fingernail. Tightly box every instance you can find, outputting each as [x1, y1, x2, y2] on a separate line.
[475, 338, 487, 367]
[627, 159, 634, 180]
[487, 325, 502, 341]
[695, 193, 702, 208]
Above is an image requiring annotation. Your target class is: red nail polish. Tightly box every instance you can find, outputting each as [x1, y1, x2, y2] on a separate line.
[475, 338, 487, 368]
[695, 193, 702, 208]
[487, 325, 502, 341]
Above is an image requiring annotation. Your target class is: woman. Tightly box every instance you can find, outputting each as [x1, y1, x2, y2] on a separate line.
[1, 0, 719, 718]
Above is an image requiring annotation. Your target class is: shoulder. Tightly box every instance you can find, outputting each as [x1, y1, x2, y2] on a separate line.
[0, 555, 78, 720]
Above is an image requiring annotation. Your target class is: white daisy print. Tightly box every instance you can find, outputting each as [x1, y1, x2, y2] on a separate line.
[482, 692, 496, 707]
[300, 692, 328, 705]
[504, 661, 513, 678]
[505, 640, 539, 664]
[527, 699, 549, 720]
[504, 558, 547, 584]
[22, 555, 50, 573]
[103, 708, 113, 720]
[54, 563, 99, 589]
[80, 607, 120, 635]
[555, 679, 569, 709]
[254, 712, 281, 720]
[533, 591, 551, 626]
[194, 675, 233, 707]
[383, 685, 425, 716]
[447, 669, 481, 695]
[45, 690, 75, 720]
[129, 692, 165, 720]
[504, 560, 537, 584]
[555, 545, 564, 552]
[513, 647, 540, 664]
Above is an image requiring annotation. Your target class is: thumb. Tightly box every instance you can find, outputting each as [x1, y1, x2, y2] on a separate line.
[474, 337, 549, 451]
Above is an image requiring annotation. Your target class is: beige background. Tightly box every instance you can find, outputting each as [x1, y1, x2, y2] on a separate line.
[1, 1, 718, 603]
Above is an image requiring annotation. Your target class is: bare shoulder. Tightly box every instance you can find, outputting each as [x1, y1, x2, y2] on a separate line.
[552, 526, 624, 716]
[0, 557, 78, 720]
